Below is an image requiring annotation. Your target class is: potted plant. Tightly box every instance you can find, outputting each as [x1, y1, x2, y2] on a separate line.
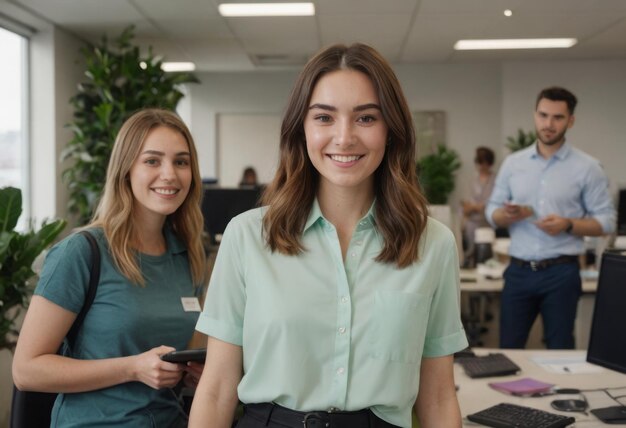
[416, 144, 461, 205]
[0, 187, 66, 351]
[61, 26, 199, 225]
[506, 128, 536, 152]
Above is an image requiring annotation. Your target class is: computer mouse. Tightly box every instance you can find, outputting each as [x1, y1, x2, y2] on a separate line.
[551, 399, 588, 412]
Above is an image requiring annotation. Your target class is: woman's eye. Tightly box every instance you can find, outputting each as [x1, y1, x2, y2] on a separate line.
[314, 114, 332, 123]
[145, 158, 159, 166]
[358, 115, 376, 124]
[175, 159, 190, 167]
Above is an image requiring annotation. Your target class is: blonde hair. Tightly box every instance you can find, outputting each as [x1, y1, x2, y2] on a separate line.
[87, 108, 207, 286]
[262, 43, 428, 267]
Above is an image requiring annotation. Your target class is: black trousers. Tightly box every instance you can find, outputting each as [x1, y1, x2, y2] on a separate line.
[235, 403, 401, 428]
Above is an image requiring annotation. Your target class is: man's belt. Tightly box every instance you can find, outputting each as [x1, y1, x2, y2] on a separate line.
[510, 255, 579, 271]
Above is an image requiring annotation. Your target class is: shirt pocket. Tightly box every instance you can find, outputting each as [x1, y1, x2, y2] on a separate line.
[368, 290, 430, 364]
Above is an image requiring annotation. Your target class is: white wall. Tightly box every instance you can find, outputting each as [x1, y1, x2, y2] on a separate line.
[188, 60, 626, 206]
[502, 60, 626, 195]
[189, 63, 503, 206]
[189, 71, 298, 181]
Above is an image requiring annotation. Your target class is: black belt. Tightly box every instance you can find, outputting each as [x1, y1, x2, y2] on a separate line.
[244, 403, 400, 428]
[510, 255, 579, 271]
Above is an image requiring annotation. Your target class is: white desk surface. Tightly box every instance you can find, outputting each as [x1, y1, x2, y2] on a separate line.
[456, 349, 626, 427]
[460, 269, 598, 293]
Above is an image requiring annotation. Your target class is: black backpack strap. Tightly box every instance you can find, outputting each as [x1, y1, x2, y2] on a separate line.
[65, 230, 101, 348]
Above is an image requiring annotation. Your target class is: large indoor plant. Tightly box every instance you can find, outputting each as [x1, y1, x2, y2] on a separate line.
[416, 144, 461, 205]
[0, 187, 66, 351]
[61, 26, 199, 225]
[506, 128, 536, 152]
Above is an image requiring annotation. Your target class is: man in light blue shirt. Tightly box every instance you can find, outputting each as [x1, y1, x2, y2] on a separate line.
[486, 86, 615, 349]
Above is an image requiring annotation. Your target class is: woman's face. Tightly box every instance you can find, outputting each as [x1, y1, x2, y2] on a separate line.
[129, 126, 192, 224]
[304, 69, 388, 196]
[475, 160, 492, 174]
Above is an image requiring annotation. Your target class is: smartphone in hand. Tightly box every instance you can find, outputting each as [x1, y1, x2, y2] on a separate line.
[160, 348, 206, 363]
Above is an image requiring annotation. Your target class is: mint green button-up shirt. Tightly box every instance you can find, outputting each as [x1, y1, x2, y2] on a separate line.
[196, 201, 468, 428]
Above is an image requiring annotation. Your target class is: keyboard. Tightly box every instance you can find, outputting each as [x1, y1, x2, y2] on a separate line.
[467, 403, 575, 428]
[456, 353, 521, 378]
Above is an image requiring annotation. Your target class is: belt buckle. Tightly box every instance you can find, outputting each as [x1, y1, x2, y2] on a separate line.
[530, 260, 538, 271]
[302, 412, 328, 428]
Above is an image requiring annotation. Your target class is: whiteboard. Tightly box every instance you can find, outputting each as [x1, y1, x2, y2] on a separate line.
[217, 113, 281, 187]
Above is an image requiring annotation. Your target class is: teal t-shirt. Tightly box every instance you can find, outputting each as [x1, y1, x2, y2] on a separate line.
[34, 227, 199, 428]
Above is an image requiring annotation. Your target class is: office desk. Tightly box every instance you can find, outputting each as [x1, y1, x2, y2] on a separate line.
[459, 271, 598, 349]
[459, 269, 598, 293]
[456, 349, 626, 427]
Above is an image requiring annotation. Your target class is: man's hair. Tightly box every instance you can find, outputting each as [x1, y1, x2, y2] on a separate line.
[474, 147, 495, 166]
[536, 86, 578, 115]
[261, 43, 428, 267]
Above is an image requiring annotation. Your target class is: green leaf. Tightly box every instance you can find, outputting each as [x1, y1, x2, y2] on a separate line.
[61, 25, 200, 225]
[416, 145, 461, 205]
[0, 195, 65, 350]
[0, 187, 22, 233]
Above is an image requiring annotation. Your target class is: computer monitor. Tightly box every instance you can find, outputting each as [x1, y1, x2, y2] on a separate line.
[201, 186, 263, 244]
[586, 250, 626, 423]
[618, 188, 626, 236]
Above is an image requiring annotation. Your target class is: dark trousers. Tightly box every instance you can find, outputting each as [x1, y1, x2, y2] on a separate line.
[500, 261, 581, 349]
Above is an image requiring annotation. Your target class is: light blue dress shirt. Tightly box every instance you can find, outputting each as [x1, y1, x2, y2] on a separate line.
[196, 200, 468, 428]
[485, 142, 615, 260]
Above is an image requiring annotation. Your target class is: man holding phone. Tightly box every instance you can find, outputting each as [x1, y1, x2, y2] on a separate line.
[486, 86, 615, 349]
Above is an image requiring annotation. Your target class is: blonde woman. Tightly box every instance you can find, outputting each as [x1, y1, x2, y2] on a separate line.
[13, 108, 207, 427]
[190, 44, 467, 428]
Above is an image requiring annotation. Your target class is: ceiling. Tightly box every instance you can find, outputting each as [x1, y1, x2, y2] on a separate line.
[8, 0, 626, 71]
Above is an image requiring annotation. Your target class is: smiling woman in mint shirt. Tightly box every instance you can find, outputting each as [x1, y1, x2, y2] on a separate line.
[13, 109, 208, 427]
[190, 43, 468, 428]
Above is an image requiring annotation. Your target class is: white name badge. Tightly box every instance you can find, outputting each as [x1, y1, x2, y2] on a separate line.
[181, 297, 201, 312]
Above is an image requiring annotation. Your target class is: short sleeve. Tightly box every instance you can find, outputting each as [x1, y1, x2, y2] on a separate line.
[422, 230, 468, 357]
[34, 232, 93, 314]
[196, 219, 246, 346]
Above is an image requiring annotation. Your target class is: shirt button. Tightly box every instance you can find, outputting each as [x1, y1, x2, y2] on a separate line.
[336, 367, 345, 375]
[338, 327, 346, 334]
[350, 252, 357, 258]
[341, 296, 348, 303]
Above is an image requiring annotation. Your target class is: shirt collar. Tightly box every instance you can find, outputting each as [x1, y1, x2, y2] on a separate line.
[530, 140, 571, 160]
[303, 198, 377, 233]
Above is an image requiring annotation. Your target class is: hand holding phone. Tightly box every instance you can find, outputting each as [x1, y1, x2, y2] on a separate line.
[160, 348, 207, 364]
[504, 201, 533, 221]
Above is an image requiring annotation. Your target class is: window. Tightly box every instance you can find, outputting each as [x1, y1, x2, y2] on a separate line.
[0, 27, 28, 213]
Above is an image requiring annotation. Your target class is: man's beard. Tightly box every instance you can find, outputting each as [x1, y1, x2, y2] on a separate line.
[537, 128, 566, 146]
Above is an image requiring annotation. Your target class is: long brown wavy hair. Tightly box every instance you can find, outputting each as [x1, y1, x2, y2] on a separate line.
[262, 43, 429, 267]
[87, 108, 207, 286]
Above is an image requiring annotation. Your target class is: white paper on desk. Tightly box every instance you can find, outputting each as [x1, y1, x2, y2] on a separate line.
[530, 353, 604, 374]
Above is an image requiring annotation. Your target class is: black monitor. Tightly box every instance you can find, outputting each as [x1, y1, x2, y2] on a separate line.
[618, 188, 626, 236]
[586, 250, 626, 423]
[201, 186, 263, 244]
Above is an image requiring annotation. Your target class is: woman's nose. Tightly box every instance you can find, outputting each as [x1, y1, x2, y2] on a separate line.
[160, 162, 176, 181]
[335, 120, 355, 146]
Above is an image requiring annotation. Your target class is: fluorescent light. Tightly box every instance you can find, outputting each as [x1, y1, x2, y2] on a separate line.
[218, 3, 315, 17]
[161, 62, 196, 72]
[454, 38, 577, 50]
[503, 9, 513, 17]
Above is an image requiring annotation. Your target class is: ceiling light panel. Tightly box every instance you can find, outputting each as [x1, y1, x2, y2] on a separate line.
[218, 3, 315, 17]
[454, 38, 578, 50]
